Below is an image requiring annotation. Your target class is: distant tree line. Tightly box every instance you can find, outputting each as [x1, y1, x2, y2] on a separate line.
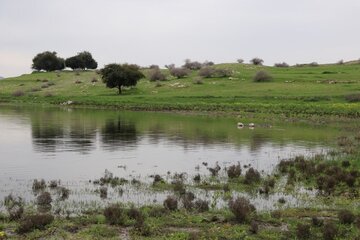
[32, 51, 97, 72]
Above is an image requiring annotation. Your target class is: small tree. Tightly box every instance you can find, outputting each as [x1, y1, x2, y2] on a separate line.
[170, 68, 190, 78]
[100, 63, 144, 94]
[182, 59, 202, 70]
[250, 58, 264, 66]
[65, 51, 97, 70]
[32, 51, 65, 71]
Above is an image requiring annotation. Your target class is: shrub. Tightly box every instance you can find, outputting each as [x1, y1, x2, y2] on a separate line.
[309, 62, 319, 67]
[148, 206, 168, 217]
[44, 92, 53, 97]
[165, 64, 175, 70]
[253, 71, 272, 82]
[58, 187, 70, 200]
[49, 180, 58, 188]
[17, 214, 54, 233]
[91, 77, 98, 83]
[250, 58, 264, 65]
[149, 68, 166, 81]
[182, 59, 202, 70]
[249, 220, 258, 234]
[274, 62, 289, 67]
[208, 163, 221, 177]
[244, 168, 261, 184]
[149, 64, 159, 69]
[194, 199, 209, 212]
[323, 222, 337, 240]
[214, 68, 232, 78]
[75, 80, 82, 84]
[227, 164, 241, 179]
[193, 77, 204, 84]
[203, 60, 215, 66]
[172, 180, 186, 194]
[36, 192, 52, 206]
[152, 174, 164, 185]
[337, 60, 344, 65]
[338, 210, 355, 224]
[237, 59, 244, 64]
[163, 196, 178, 211]
[228, 197, 256, 223]
[32, 179, 46, 192]
[296, 223, 311, 239]
[127, 207, 142, 220]
[198, 67, 215, 78]
[104, 204, 126, 225]
[12, 90, 25, 97]
[312, 217, 324, 227]
[170, 68, 190, 78]
[345, 94, 360, 103]
[193, 174, 201, 183]
[4, 194, 24, 220]
[100, 187, 108, 199]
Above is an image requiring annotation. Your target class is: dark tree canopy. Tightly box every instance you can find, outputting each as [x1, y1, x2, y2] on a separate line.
[65, 51, 98, 70]
[32, 51, 65, 71]
[100, 63, 144, 94]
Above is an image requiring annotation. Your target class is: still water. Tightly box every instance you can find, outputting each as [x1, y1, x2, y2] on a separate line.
[0, 106, 340, 211]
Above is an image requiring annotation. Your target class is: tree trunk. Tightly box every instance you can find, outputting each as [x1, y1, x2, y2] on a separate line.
[118, 85, 122, 95]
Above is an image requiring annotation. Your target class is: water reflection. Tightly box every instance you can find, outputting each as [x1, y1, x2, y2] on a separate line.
[101, 117, 138, 151]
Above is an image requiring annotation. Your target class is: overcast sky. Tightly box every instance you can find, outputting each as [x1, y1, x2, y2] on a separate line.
[0, 0, 360, 77]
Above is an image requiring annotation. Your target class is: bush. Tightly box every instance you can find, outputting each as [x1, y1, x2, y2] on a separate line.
[170, 68, 190, 78]
[214, 68, 232, 78]
[49, 180, 58, 188]
[182, 59, 202, 70]
[244, 168, 261, 184]
[164, 64, 175, 70]
[198, 67, 215, 78]
[296, 223, 311, 239]
[58, 187, 70, 200]
[36, 192, 52, 206]
[253, 71, 272, 82]
[250, 58, 264, 65]
[193, 77, 204, 85]
[208, 163, 221, 177]
[163, 196, 178, 211]
[309, 62, 319, 67]
[227, 164, 241, 179]
[149, 68, 166, 81]
[194, 199, 209, 212]
[323, 222, 337, 240]
[152, 174, 164, 184]
[104, 204, 126, 225]
[17, 214, 54, 233]
[12, 90, 25, 97]
[312, 217, 323, 227]
[345, 94, 360, 103]
[338, 210, 355, 224]
[100, 187, 108, 199]
[193, 174, 201, 183]
[4, 194, 24, 220]
[274, 62, 289, 67]
[32, 179, 46, 192]
[249, 220, 258, 234]
[337, 60, 344, 65]
[237, 59, 244, 64]
[203, 60, 215, 66]
[228, 197, 256, 223]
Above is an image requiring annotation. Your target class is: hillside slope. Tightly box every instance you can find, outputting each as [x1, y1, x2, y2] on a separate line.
[0, 63, 360, 116]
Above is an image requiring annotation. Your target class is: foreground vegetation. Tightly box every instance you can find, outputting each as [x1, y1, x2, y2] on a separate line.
[1, 61, 360, 117]
[1, 134, 360, 239]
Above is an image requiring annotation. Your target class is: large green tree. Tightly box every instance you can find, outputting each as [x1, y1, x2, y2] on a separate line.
[32, 51, 65, 71]
[65, 51, 97, 70]
[100, 63, 144, 94]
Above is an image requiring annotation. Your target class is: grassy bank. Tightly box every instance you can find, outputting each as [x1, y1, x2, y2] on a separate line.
[1, 63, 360, 117]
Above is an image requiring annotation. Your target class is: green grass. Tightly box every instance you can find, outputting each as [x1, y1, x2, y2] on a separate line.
[1, 62, 360, 116]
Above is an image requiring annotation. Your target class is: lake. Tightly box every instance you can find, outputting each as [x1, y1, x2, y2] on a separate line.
[0, 106, 342, 212]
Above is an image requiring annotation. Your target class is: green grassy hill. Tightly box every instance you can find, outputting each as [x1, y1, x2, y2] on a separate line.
[1, 63, 360, 116]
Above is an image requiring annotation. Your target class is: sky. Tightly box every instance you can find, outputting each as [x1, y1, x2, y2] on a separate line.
[0, 0, 360, 77]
